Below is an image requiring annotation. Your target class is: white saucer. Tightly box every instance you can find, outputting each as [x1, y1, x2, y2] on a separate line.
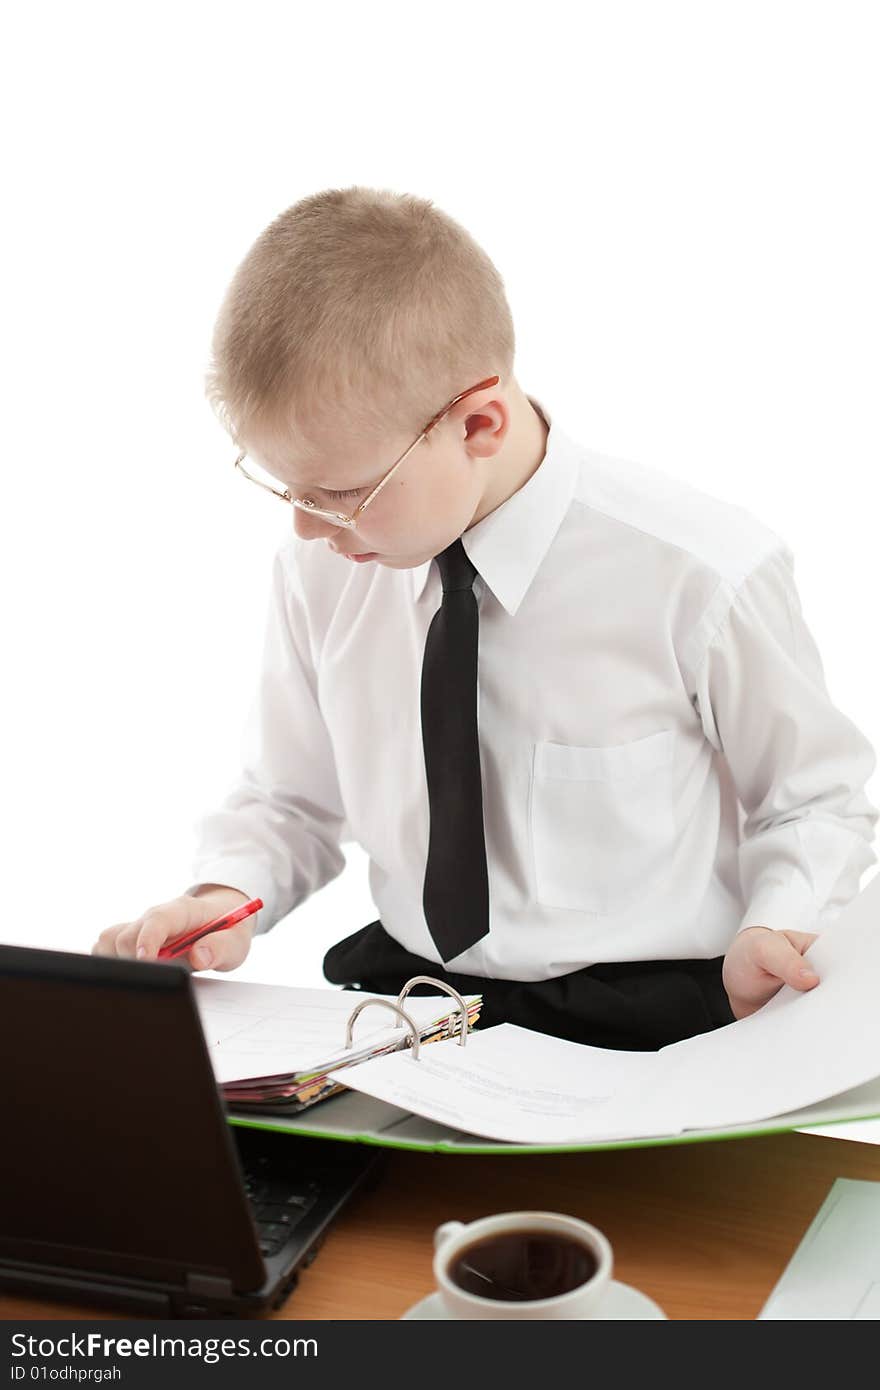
[401, 1279, 667, 1320]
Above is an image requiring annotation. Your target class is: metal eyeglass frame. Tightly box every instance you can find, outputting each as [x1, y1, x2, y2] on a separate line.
[233, 374, 501, 528]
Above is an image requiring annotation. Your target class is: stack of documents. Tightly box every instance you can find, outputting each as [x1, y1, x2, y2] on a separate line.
[193, 980, 481, 1114]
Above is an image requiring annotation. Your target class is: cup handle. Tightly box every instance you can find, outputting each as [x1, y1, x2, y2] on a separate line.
[433, 1221, 465, 1252]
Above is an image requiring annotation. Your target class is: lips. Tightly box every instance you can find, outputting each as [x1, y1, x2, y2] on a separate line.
[327, 542, 379, 562]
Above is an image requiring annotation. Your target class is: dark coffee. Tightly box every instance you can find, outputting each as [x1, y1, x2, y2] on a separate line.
[448, 1228, 598, 1302]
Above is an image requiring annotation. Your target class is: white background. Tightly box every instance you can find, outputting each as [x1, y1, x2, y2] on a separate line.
[3, 1, 878, 1006]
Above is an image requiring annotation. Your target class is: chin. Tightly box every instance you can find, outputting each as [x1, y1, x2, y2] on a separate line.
[374, 554, 422, 570]
[395, 547, 444, 569]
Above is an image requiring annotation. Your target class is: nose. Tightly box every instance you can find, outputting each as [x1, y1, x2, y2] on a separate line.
[292, 507, 343, 542]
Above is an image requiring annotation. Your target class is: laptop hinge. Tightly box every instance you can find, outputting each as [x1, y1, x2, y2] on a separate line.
[186, 1271, 234, 1299]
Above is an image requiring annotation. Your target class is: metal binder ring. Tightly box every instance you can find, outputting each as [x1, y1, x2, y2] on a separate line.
[395, 976, 470, 1047]
[343, 997, 421, 1060]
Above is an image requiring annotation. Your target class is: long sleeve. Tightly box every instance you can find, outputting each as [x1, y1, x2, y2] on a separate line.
[184, 539, 347, 934]
[692, 543, 878, 937]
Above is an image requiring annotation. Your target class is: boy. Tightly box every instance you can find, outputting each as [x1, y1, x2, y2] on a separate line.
[94, 186, 878, 1049]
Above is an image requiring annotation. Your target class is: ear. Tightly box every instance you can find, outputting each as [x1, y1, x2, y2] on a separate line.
[461, 398, 510, 459]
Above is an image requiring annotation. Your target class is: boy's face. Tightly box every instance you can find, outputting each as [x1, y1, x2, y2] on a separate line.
[243, 399, 510, 570]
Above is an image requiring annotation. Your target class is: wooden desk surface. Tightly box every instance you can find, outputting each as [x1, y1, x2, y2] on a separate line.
[2, 1130, 878, 1321]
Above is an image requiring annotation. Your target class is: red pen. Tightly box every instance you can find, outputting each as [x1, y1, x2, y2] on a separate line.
[157, 897, 264, 961]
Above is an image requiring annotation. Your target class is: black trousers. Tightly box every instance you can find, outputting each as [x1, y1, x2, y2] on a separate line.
[323, 920, 735, 1052]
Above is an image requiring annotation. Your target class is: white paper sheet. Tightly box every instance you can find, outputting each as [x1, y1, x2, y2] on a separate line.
[328, 873, 880, 1144]
[759, 1179, 880, 1318]
[328, 1024, 681, 1143]
[193, 979, 476, 1084]
[655, 885, 880, 1130]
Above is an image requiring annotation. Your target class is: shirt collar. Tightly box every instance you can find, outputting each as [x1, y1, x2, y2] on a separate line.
[410, 395, 579, 616]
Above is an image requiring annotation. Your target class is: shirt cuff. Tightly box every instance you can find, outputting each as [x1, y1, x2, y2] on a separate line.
[183, 860, 278, 936]
[736, 878, 821, 938]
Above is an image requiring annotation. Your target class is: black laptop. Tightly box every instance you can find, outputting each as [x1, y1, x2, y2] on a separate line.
[0, 944, 382, 1317]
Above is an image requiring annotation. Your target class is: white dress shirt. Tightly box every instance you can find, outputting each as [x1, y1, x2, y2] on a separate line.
[187, 397, 878, 981]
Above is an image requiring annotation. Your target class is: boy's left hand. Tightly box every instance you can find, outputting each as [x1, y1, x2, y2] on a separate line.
[722, 925, 820, 1020]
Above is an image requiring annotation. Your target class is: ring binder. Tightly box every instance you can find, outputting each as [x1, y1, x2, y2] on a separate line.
[343, 997, 422, 1060]
[183, 975, 482, 1120]
[395, 976, 469, 1048]
[342, 976, 474, 1064]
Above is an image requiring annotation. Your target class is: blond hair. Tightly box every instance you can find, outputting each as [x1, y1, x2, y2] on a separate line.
[205, 186, 516, 463]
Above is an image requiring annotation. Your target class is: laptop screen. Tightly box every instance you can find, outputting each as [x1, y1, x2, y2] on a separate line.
[0, 946, 265, 1292]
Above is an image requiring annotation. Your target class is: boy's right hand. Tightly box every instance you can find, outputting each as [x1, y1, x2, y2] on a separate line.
[92, 885, 256, 972]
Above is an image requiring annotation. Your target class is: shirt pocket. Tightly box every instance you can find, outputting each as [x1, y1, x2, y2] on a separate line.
[529, 729, 675, 915]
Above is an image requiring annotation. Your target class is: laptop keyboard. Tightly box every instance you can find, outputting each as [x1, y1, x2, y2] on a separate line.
[240, 1152, 320, 1257]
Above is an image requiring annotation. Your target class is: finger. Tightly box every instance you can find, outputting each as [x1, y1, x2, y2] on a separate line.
[134, 907, 186, 961]
[756, 931, 819, 990]
[134, 899, 209, 961]
[92, 924, 130, 957]
[112, 923, 145, 959]
[188, 921, 253, 973]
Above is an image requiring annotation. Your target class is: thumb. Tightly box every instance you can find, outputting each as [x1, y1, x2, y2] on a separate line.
[780, 929, 819, 956]
[762, 931, 820, 991]
[188, 922, 253, 973]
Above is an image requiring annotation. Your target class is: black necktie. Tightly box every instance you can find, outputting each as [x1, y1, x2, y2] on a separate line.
[420, 538, 490, 962]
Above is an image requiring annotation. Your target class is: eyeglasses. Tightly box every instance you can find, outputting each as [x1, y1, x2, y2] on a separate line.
[233, 374, 501, 528]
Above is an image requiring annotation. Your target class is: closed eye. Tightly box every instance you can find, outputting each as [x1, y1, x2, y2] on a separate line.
[323, 487, 366, 501]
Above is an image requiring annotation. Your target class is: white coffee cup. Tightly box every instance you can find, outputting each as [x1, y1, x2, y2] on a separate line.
[433, 1211, 613, 1320]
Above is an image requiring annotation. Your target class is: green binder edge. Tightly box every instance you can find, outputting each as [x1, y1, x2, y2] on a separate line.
[225, 1095, 880, 1157]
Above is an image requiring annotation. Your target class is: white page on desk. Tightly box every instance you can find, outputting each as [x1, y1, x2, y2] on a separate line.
[655, 878, 880, 1132]
[328, 1023, 681, 1144]
[192, 979, 475, 1084]
[758, 1178, 880, 1318]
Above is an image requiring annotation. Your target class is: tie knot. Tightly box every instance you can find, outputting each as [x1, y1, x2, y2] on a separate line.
[435, 538, 477, 593]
